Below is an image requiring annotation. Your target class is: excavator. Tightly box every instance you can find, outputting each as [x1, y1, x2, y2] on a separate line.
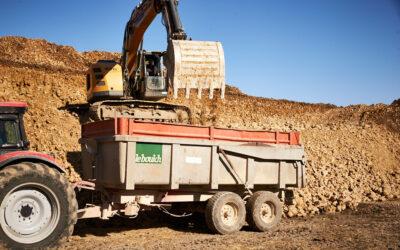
[85, 0, 225, 123]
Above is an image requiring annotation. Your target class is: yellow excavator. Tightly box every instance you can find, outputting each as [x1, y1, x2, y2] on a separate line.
[85, 0, 225, 123]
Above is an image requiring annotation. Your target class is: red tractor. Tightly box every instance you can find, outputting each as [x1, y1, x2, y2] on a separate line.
[0, 102, 77, 249]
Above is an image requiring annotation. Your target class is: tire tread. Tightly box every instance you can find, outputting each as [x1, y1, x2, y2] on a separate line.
[205, 192, 245, 235]
[246, 191, 282, 232]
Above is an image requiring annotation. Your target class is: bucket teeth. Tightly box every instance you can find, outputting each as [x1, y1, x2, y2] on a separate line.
[164, 40, 226, 99]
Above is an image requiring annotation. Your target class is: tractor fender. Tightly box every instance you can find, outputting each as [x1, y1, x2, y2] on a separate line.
[0, 151, 66, 173]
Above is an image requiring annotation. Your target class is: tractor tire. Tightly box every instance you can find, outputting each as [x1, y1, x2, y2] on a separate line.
[246, 191, 282, 232]
[0, 162, 78, 249]
[205, 192, 245, 235]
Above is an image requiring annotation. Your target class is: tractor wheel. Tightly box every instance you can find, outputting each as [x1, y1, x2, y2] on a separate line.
[0, 162, 78, 249]
[246, 191, 282, 232]
[205, 192, 245, 235]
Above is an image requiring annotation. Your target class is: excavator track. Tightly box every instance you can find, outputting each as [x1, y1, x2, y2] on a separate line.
[89, 100, 191, 124]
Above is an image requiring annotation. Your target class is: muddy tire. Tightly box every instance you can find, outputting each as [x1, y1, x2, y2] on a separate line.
[246, 191, 282, 232]
[205, 192, 245, 235]
[0, 162, 78, 249]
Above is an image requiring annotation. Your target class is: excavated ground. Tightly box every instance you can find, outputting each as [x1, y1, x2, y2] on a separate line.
[1, 36, 400, 248]
[62, 199, 400, 249]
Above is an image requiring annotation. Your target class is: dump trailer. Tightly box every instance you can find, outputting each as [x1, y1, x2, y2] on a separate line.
[77, 118, 306, 234]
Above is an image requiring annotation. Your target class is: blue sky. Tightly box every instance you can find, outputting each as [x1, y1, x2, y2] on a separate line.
[1, 0, 399, 106]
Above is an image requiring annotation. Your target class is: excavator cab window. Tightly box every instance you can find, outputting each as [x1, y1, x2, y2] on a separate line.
[145, 55, 161, 77]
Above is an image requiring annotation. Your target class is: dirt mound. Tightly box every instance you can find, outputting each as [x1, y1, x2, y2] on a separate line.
[0, 36, 399, 217]
[81, 51, 120, 65]
[166, 91, 400, 216]
[0, 36, 119, 72]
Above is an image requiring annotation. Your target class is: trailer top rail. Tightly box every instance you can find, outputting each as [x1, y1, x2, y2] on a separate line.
[82, 118, 301, 145]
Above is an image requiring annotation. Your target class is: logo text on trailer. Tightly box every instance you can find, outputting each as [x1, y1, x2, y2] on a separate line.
[135, 142, 162, 164]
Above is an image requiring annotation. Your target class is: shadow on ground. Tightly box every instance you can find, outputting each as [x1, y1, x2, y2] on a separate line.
[73, 211, 212, 237]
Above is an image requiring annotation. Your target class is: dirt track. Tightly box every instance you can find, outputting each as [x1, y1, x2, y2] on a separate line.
[61, 200, 400, 249]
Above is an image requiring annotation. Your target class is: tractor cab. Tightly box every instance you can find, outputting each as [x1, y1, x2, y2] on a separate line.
[0, 102, 29, 152]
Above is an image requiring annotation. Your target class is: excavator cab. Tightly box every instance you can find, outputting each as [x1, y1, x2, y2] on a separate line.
[135, 50, 168, 100]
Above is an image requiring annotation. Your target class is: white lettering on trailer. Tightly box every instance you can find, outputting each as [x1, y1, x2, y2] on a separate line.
[135, 154, 162, 164]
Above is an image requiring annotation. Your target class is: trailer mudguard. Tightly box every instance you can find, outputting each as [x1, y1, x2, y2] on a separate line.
[0, 151, 66, 173]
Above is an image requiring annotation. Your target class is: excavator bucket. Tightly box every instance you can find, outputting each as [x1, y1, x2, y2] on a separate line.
[164, 40, 225, 99]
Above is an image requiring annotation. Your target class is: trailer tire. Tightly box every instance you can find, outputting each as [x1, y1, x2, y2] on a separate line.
[0, 162, 78, 249]
[246, 191, 282, 232]
[205, 192, 245, 235]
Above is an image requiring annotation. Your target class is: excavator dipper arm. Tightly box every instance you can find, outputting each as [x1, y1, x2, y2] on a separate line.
[121, 0, 158, 79]
[122, 0, 186, 79]
[122, 0, 225, 99]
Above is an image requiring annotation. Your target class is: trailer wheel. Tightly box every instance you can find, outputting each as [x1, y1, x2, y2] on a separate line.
[0, 162, 78, 249]
[205, 192, 245, 234]
[246, 191, 282, 232]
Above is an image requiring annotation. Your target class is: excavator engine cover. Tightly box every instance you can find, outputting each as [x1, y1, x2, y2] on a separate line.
[87, 60, 124, 103]
[164, 40, 225, 99]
